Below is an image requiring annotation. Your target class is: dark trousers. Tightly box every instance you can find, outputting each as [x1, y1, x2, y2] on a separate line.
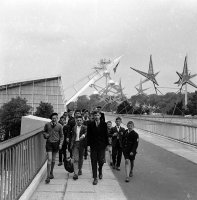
[90, 148, 105, 179]
[112, 143, 122, 167]
[84, 145, 88, 158]
[59, 143, 67, 162]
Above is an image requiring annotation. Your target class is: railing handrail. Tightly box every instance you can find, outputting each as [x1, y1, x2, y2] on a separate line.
[0, 126, 44, 152]
[107, 113, 197, 128]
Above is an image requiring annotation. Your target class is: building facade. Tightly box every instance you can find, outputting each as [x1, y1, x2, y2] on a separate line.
[0, 76, 65, 115]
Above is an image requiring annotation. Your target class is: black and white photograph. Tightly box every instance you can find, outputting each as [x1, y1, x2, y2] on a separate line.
[0, 0, 197, 199]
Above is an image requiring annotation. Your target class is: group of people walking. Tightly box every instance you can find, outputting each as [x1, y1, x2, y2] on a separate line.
[43, 106, 139, 185]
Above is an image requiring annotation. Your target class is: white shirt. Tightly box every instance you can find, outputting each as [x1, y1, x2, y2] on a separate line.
[116, 126, 120, 132]
[76, 126, 81, 141]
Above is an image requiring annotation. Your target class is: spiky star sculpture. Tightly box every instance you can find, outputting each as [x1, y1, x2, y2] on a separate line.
[135, 79, 149, 95]
[130, 55, 160, 94]
[174, 55, 197, 90]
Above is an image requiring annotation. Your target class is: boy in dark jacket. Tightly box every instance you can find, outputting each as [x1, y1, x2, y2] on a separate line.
[122, 121, 139, 182]
[111, 117, 125, 170]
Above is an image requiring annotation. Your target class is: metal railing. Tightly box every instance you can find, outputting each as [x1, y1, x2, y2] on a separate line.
[0, 129, 47, 200]
[106, 113, 197, 146]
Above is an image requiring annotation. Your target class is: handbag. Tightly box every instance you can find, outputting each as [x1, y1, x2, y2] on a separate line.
[63, 157, 74, 173]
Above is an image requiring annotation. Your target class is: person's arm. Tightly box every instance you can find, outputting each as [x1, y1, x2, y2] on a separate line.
[111, 127, 118, 137]
[43, 124, 49, 139]
[80, 125, 87, 140]
[108, 129, 113, 137]
[103, 113, 105, 122]
[59, 125, 64, 148]
[64, 125, 70, 143]
[130, 133, 139, 155]
[87, 123, 91, 146]
[104, 123, 109, 146]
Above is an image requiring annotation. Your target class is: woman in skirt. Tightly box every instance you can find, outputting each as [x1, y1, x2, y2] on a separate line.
[122, 121, 139, 182]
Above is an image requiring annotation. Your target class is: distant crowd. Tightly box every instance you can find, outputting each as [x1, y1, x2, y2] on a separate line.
[43, 106, 139, 185]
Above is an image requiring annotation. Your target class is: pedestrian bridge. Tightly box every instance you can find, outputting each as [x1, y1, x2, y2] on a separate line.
[1, 113, 197, 200]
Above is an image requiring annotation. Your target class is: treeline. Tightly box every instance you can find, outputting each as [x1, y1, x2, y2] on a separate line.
[68, 91, 197, 116]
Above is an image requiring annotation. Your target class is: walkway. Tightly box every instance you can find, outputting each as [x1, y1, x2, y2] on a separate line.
[30, 156, 127, 200]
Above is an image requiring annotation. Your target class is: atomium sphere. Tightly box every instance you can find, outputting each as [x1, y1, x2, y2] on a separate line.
[103, 70, 110, 75]
[109, 80, 115, 85]
[93, 90, 99, 95]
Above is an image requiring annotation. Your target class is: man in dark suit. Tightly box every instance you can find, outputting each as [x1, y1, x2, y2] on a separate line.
[87, 111, 108, 185]
[67, 110, 75, 157]
[70, 116, 87, 180]
[111, 117, 125, 171]
[96, 106, 105, 122]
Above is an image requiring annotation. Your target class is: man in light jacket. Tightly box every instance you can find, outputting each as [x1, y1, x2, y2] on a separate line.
[70, 115, 87, 180]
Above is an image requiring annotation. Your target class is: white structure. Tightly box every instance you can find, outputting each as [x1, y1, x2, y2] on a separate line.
[0, 75, 65, 115]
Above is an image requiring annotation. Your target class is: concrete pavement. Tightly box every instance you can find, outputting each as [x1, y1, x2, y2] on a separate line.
[30, 156, 127, 200]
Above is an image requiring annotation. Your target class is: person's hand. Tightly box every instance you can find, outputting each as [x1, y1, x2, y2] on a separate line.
[66, 138, 69, 143]
[130, 152, 134, 156]
[59, 144, 62, 150]
[79, 134, 85, 141]
[113, 132, 118, 136]
[43, 133, 49, 139]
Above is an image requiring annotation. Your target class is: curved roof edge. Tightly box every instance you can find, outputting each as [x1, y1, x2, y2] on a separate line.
[0, 74, 62, 90]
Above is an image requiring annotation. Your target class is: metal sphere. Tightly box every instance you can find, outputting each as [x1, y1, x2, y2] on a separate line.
[109, 80, 115, 85]
[93, 90, 99, 95]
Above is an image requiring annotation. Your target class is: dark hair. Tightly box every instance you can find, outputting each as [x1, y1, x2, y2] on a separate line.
[97, 106, 101, 109]
[107, 121, 112, 124]
[84, 110, 89, 113]
[127, 121, 134, 126]
[76, 115, 83, 119]
[67, 109, 72, 113]
[50, 112, 58, 119]
[60, 116, 64, 119]
[116, 117, 122, 121]
[93, 111, 100, 115]
[75, 109, 81, 114]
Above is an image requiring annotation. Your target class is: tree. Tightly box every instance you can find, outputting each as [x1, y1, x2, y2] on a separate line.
[117, 101, 133, 114]
[0, 97, 31, 139]
[76, 95, 90, 111]
[187, 91, 197, 115]
[35, 101, 54, 118]
[167, 101, 185, 115]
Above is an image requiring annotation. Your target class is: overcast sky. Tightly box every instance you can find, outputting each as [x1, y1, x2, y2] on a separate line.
[0, 0, 197, 100]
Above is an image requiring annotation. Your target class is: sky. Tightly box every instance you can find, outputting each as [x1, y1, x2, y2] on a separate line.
[0, 0, 197, 101]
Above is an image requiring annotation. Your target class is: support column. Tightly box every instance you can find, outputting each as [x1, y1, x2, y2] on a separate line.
[185, 83, 188, 108]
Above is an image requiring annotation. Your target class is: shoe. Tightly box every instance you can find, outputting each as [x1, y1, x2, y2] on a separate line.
[116, 166, 120, 171]
[73, 174, 78, 180]
[78, 170, 82, 176]
[58, 162, 63, 166]
[99, 173, 103, 179]
[45, 177, 50, 184]
[93, 178, 98, 185]
[110, 162, 113, 166]
[49, 173, 54, 179]
[129, 171, 133, 177]
[84, 156, 87, 160]
[112, 165, 116, 169]
[125, 177, 130, 182]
